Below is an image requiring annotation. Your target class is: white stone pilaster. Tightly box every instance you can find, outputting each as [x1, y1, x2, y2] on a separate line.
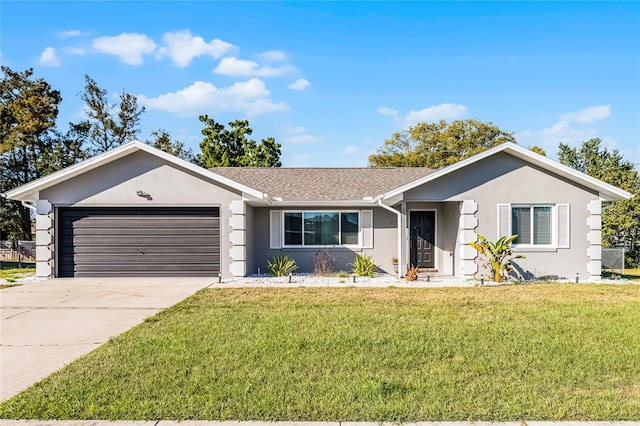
[458, 200, 478, 277]
[34, 200, 53, 278]
[586, 200, 602, 281]
[229, 200, 246, 277]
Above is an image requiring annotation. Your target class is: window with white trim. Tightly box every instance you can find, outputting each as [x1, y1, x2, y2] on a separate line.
[512, 205, 552, 245]
[497, 203, 570, 249]
[283, 211, 360, 247]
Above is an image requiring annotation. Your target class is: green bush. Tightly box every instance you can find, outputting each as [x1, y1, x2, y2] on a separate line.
[267, 255, 298, 277]
[350, 254, 376, 277]
[336, 270, 350, 278]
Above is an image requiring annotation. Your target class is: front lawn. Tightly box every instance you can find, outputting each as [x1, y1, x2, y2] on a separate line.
[1, 285, 639, 421]
[0, 267, 35, 284]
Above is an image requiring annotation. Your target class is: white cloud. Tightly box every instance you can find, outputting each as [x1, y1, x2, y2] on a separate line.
[63, 47, 86, 55]
[284, 134, 320, 143]
[58, 30, 81, 38]
[542, 104, 612, 147]
[214, 57, 295, 77]
[560, 105, 611, 123]
[288, 78, 310, 90]
[282, 124, 321, 143]
[344, 145, 358, 155]
[39, 47, 60, 67]
[257, 50, 289, 63]
[377, 107, 398, 116]
[404, 103, 468, 125]
[138, 78, 288, 116]
[158, 30, 235, 67]
[93, 33, 156, 65]
[283, 124, 306, 134]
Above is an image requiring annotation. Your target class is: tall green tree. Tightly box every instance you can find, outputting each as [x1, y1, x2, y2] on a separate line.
[0, 67, 87, 240]
[368, 119, 516, 169]
[78, 75, 144, 153]
[199, 115, 281, 167]
[558, 138, 640, 266]
[146, 129, 199, 164]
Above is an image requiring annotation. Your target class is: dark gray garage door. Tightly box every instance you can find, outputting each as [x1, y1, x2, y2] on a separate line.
[58, 207, 220, 277]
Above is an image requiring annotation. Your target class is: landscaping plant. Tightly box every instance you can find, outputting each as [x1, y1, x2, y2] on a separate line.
[469, 234, 524, 282]
[313, 249, 336, 276]
[267, 255, 298, 276]
[350, 253, 376, 277]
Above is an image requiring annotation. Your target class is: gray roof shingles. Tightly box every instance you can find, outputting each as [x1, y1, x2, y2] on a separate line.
[212, 167, 435, 201]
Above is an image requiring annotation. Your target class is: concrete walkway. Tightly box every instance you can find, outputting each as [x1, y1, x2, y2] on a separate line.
[0, 277, 214, 401]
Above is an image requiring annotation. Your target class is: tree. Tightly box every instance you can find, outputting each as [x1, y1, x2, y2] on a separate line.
[530, 145, 546, 156]
[146, 129, 199, 164]
[368, 119, 516, 169]
[558, 138, 640, 266]
[198, 115, 281, 167]
[78, 75, 144, 153]
[0, 67, 87, 240]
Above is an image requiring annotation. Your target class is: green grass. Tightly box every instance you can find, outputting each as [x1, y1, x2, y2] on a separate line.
[0, 268, 35, 283]
[1, 285, 639, 421]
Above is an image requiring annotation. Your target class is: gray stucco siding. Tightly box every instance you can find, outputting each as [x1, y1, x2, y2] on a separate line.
[250, 206, 398, 275]
[39, 151, 243, 278]
[404, 152, 599, 280]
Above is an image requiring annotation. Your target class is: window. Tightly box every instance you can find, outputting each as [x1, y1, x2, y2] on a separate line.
[497, 203, 570, 249]
[283, 211, 360, 246]
[511, 205, 552, 245]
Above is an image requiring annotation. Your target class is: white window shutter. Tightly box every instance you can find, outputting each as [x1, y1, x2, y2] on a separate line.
[269, 210, 282, 249]
[497, 204, 510, 239]
[557, 204, 570, 248]
[361, 210, 374, 248]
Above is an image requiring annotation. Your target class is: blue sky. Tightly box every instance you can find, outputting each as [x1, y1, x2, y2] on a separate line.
[2, 1, 639, 167]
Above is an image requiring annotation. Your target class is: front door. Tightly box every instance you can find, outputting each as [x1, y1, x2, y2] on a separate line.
[410, 211, 435, 268]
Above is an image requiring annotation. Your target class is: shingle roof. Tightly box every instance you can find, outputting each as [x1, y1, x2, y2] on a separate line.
[211, 167, 436, 201]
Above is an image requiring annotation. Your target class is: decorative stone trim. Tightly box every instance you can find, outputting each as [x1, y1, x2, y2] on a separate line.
[586, 200, 602, 281]
[229, 200, 246, 277]
[458, 200, 478, 277]
[34, 200, 53, 278]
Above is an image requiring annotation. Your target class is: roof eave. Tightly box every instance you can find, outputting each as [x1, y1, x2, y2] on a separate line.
[380, 142, 633, 202]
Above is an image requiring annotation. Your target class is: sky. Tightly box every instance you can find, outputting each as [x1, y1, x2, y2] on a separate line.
[2, 1, 639, 167]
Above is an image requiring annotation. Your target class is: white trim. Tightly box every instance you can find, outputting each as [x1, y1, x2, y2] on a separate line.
[6, 141, 266, 202]
[377, 200, 402, 277]
[269, 210, 282, 249]
[281, 210, 363, 249]
[508, 204, 571, 250]
[381, 142, 632, 202]
[408, 209, 438, 269]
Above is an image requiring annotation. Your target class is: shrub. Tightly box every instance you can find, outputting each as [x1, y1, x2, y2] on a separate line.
[405, 265, 419, 281]
[267, 255, 298, 277]
[469, 234, 525, 282]
[350, 254, 376, 277]
[336, 270, 350, 278]
[313, 249, 336, 276]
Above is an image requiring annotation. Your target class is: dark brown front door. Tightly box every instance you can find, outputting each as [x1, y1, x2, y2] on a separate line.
[410, 211, 435, 268]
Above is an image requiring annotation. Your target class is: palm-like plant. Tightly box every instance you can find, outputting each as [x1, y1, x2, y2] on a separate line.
[469, 234, 525, 282]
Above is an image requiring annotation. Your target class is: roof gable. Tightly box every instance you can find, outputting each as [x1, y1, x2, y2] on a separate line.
[5, 141, 265, 201]
[381, 142, 632, 202]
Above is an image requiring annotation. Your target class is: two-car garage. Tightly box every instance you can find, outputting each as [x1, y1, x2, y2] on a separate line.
[57, 207, 220, 277]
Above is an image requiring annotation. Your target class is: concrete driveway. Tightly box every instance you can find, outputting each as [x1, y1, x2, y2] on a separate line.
[0, 277, 214, 402]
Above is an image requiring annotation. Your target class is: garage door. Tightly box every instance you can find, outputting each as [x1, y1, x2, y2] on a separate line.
[58, 207, 220, 277]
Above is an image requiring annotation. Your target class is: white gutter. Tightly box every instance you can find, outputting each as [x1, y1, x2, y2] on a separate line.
[377, 198, 403, 278]
[21, 201, 37, 211]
